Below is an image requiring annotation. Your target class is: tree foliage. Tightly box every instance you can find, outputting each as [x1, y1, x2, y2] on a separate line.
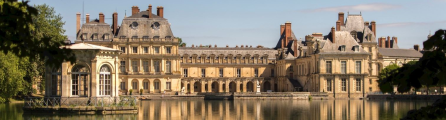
[0, 1, 75, 103]
[177, 37, 186, 47]
[378, 64, 400, 93]
[0, 0, 75, 68]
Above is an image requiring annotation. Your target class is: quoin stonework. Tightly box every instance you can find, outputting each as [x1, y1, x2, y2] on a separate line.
[45, 5, 423, 99]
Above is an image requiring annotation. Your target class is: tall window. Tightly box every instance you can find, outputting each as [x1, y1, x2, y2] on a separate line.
[154, 81, 160, 90]
[166, 61, 171, 73]
[254, 68, 259, 77]
[166, 82, 171, 90]
[201, 68, 205, 77]
[143, 81, 149, 90]
[154, 61, 160, 72]
[99, 66, 111, 95]
[132, 81, 138, 90]
[356, 78, 361, 91]
[271, 69, 275, 77]
[154, 47, 160, 54]
[327, 79, 332, 91]
[144, 47, 148, 53]
[71, 65, 89, 96]
[120, 61, 125, 73]
[92, 33, 98, 40]
[133, 47, 138, 53]
[121, 47, 126, 53]
[143, 61, 149, 72]
[219, 68, 223, 77]
[356, 61, 361, 74]
[326, 61, 332, 74]
[132, 61, 138, 72]
[183, 69, 188, 77]
[341, 79, 347, 91]
[341, 61, 346, 74]
[166, 47, 171, 54]
[237, 68, 241, 77]
[120, 82, 125, 90]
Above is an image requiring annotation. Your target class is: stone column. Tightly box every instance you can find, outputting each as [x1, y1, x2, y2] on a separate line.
[190, 81, 195, 94]
[208, 81, 212, 93]
[225, 80, 230, 93]
[242, 81, 247, 92]
[201, 81, 206, 93]
[150, 59, 154, 73]
[218, 81, 223, 93]
[236, 81, 240, 93]
[91, 59, 97, 97]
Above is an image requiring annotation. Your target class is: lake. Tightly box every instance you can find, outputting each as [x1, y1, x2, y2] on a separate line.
[0, 99, 433, 120]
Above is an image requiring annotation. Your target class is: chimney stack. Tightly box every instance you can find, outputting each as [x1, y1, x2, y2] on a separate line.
[157, 6, 164, 18]
[113, 12, 118, 35]
[371, 21, 376, 35]
[76, 12, 80, 36]
[280, 24, 285, 48]
[226, 45, 229, 48]
[336, 21, 341, 31]
[192, 44, 194, 48]
[86, 13, 90, 23]
[132, 6, 139, 16]
[148, 5, 153, 18]
[284, 22, 292, 48]
[387, 36, 391, 48]
[338, 12, 344, 26]
[380, 37, 386, 48]
[414, 44, 419, 51]
[378, 37, 382, 47]
[393, 36, 398, 44]
[331, 27, 335, 43]
[364, 21, 369, 27]
[99, 12, 104, 23]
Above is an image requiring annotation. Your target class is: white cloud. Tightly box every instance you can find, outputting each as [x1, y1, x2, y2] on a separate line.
[302, 3, 401, 13]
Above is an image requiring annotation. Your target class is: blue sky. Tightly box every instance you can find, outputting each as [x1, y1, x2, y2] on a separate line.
[30, 0, 446, 49]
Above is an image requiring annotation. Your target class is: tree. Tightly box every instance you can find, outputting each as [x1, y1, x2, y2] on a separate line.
[177, 37, 186, 47]
[0, 1, 75, 103]
[0, 0, 75, 68]
[378, 64, 400, 93]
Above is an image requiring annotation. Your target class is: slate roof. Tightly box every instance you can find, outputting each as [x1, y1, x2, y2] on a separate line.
[320, 31, 369, 54]
[179, 47, 277, 59]
[378, 48, 422, 58]
[65, 43, 119, 51]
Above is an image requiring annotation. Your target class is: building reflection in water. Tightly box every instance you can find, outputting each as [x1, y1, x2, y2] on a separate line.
[137, 100, 432, 120]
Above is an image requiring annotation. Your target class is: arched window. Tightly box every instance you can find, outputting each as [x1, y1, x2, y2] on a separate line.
[71, 65, 90, 96]
[99, 65, 111, 96]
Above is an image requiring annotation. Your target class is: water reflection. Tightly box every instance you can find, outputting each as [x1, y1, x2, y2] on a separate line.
[0, 100, 433, 120]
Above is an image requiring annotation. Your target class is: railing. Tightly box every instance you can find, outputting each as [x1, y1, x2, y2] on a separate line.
[24, 97, 137, 108]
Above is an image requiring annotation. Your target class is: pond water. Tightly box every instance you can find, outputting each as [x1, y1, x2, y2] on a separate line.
[1, 99, 433, 120]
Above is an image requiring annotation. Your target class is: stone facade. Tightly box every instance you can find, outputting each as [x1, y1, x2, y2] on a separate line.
[44, 6, 423, 99]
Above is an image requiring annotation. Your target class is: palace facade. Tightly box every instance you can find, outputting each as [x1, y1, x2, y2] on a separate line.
[45, 5, 422, 99]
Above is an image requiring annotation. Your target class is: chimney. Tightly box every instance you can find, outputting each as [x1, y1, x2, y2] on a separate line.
[76, 12, 80, 36]
[245, 45, 248, 48]
[157, 6, 164, 18]
[86, 13, 90, 23]
[293, 40, 298, 57]
[113, 12, 118, 35]
[280, 24, 285, 48]
[378, 37, 382, 47]
[209, 45, 211, 48]
[192, 44, 194, 48]
[226, 45, 229, 48]
[331, 27, 335, 43]
[414, 44, 419, 51]
[285, 22, 292, 47]
[241, 45, 244, 48]
[236, 45, 238, 48]
[147, 4, 153, 18]
[380, 37, 386, 48]
[215, 45, 217, 48]
[364, 21, 369, 27]
[371, 21, 376, 35]
[336, 21, 341, 31]
[132, 6, 139, 16]
[387, 36, 391, 48]
[393, 36, 398, 44]
[338, 12, 344, 26]
[312, 33, 323, 37]
[99, 12, 104, 23]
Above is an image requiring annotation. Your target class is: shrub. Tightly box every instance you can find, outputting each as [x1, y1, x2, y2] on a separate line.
[140, 89, 143, 95]
[129, 89, 133, 95]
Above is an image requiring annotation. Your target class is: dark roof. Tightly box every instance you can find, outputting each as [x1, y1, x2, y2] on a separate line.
[378, 48, 422, 58]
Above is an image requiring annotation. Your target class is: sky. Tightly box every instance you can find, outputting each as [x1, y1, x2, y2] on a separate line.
[29, 0, 446, 49]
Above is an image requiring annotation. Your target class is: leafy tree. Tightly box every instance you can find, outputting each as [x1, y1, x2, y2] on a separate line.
[0, 1, 75, 103]
[378, 64, 400, 93]
[177, 37, 186, 47]
[0, 0, 75, 68]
